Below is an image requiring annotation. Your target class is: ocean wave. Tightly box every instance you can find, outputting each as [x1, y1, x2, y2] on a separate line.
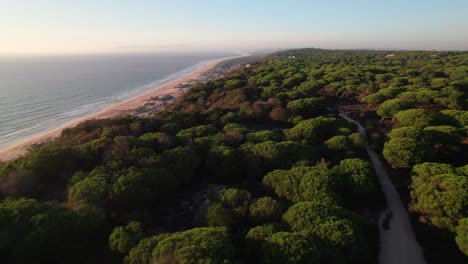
[0, 55, 236, 149]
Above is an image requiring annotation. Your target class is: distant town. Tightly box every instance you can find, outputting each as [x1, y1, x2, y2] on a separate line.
[135, 62, 248, 116]
[175, 63, 246, 89]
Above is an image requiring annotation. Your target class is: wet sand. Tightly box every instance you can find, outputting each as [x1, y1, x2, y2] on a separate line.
[0, 59, 224, 162]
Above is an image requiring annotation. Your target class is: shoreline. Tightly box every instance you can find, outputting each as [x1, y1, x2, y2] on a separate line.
[0, 57, 233, 162]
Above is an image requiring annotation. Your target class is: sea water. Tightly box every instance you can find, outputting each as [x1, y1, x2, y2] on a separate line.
[0, 52, 235, 148]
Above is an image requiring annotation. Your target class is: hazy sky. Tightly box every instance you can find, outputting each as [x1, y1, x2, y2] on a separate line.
[1, 0, 467, 54]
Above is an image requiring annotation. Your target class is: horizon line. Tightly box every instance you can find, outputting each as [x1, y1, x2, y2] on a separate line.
[1, 46, 467, 57]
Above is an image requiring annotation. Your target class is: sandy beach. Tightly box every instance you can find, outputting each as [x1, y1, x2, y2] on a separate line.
[0, 58, 226, 162]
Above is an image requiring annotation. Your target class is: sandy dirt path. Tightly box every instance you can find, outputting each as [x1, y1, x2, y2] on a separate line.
[340, 113, 426, 264]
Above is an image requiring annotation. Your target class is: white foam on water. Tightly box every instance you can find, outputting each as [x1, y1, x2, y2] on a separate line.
[0, 54, 240, 148]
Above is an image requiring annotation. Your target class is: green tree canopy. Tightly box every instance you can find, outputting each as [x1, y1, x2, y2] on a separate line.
[324, 135, 352, 151]
[383, 138, 435, 168]
[206, 203, 234, 227]
[334, 158, 379, 204]
[282, 202, 369, 263]
[394, 109, 440, 128]
[456, 218, 468, 256]
[124, 234, 171, 264]
[249, 197, 283, 224]
[424, 125, 461, 144]
[412, 162, 456, 180]
[261, 232, 320, 264]
[387, 126, 427, 140]
[206, 145, 243, 181]
[151, 227, 235, 263]
[0, 198, 105, 263]
[286, 98, 326, 118]
[246, 223, 282, 242]
[410, 172, 468, 231]
[377, 98, 414, 117]
[176, 124, 218, 141]
[246, 130, 283, 143]
[284, 116, 338, 143]
[263, 166, 341, 204]
[109, 221, 144, 254]
[441, 110, 468, 127]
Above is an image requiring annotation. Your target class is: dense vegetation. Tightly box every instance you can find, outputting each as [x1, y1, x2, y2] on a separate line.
[0, 48, 467, 263]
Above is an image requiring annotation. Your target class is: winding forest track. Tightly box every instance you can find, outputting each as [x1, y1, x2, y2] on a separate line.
[339, 113, 426, 264]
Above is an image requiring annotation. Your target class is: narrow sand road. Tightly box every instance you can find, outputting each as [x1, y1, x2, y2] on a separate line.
[340, 113, 426, 264]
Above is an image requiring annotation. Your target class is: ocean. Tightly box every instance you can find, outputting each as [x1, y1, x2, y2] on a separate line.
[0, 52, 235, 149]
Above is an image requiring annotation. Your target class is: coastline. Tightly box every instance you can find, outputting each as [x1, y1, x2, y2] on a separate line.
[0, 57, 231, 162]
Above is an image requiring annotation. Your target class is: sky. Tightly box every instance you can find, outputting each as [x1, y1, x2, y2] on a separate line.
[1, 0, 467, 54]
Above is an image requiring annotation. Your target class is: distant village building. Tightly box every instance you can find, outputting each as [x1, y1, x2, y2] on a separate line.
[385, 54, 396, 58]
[245, 64, 251, 68]
[175, 82, 191, 89]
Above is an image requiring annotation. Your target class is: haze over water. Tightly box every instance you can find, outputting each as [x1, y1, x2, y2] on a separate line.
[0, 53, 234, 149]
